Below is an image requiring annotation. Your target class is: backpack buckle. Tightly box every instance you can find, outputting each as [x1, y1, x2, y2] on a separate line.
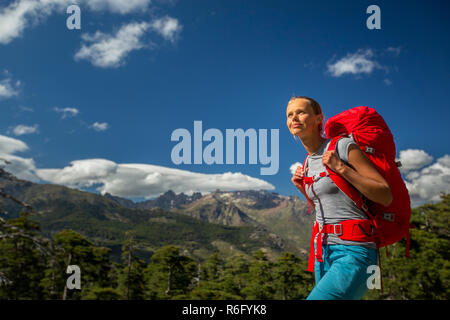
[314, 171, 328, 182]
[383, 213, 396, 222]
[365, 146, 375, 154]
[333, 224, 343, 236]
[361, 203, 369, 212]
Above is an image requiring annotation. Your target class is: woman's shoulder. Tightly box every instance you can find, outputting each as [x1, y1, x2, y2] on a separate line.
[337, 136, 355, 145]
[336, 136, 357, 163]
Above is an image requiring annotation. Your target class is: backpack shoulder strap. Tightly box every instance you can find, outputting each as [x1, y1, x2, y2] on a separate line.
[301, 154, 316, 215]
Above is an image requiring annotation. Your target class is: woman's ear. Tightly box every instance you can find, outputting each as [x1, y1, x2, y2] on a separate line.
[317, 114, 325, 136]
[316, 114, 323, 127]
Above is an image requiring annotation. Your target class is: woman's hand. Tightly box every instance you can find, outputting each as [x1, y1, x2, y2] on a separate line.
[322, 150, 345, 174]
[291, 165, 307, 192]
[292, 165, 315, 210]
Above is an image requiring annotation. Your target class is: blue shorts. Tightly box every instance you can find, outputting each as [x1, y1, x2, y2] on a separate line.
[306, 244, 378, 300]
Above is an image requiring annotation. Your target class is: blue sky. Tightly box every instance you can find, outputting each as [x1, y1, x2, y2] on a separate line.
[0, 0, 449, 207]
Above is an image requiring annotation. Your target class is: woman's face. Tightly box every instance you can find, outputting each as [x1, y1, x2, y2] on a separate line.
[286, 98, 322, 138]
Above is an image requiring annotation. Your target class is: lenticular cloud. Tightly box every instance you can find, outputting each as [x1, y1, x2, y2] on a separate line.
[36, 160, 275, 199]
[0, 134, 274, 199]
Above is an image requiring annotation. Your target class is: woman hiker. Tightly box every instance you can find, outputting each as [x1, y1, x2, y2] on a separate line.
[286, 96, 392, 300]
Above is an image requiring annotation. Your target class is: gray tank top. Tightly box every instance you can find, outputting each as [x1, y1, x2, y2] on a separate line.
[305, 137, 377, 248]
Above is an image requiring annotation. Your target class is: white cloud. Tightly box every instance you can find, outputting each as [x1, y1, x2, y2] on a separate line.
[74, 16, 182, 68]
[289, 162, 301, 175]
[1, 134, 274, 200]
[0, 1, 182, 68]
[403, 154, 450, 207]
[0, 0, 71, 45]
[397, 149, 434, 173]
[37, 159, 118, 188]
[11, 124, 39, 136]
[327, 49, 382, 77]
[36, 160, 275, 199]
[74, 21, 151, 68]
[384, 78, 392, 86]
[0, 0, 154, 44]
[91, 122, 109, 131]
[0, 77, 20, 98]
[150, 16, 182, 42]
[0, 134, 38, 181]
[0, 134, 28, 155]
[54, 107, 79, 119]
[0, 0, 40, 45]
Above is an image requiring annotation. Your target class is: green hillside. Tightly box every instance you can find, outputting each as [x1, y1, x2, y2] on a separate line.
[0, 171, 286, 262]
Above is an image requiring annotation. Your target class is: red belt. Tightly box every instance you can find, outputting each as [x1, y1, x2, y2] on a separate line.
[307, 219, 377, 272]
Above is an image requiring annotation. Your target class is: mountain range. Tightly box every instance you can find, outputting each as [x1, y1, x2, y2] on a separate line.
[0, 168, 313, 262]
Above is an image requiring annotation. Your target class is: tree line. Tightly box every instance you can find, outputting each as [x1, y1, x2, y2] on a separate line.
[0, 215, 313, 300]
[0, 194, 448, 300]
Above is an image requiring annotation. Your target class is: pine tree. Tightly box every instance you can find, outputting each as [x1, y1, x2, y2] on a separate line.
[241, 250, 275, 299]
[221, 254, 250, 298]
[0, 213, 51, 299]
[45, 229, 112, 300]
[118, 231, 146, 300]
[272, 252, 313, 299]
[189, 252, 241, 299]
[145, 245, 196, 299]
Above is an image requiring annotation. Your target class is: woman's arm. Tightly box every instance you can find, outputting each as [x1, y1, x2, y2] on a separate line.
[322, 144, 393, 207]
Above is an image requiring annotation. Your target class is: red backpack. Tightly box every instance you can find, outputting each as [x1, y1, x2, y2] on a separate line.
[303, 106, 412, 277]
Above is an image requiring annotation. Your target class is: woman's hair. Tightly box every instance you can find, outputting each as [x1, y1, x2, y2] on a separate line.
[288, 95, 326, 137]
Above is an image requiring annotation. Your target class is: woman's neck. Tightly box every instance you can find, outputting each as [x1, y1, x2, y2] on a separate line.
[300, 134, 327, 155]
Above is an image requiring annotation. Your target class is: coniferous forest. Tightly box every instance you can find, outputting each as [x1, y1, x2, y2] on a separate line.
[0, 193, 448, 300]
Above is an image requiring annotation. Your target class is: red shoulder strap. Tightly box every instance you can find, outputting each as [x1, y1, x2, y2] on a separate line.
[301, 155, 315, 215]
[301, 156, 308, 179]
